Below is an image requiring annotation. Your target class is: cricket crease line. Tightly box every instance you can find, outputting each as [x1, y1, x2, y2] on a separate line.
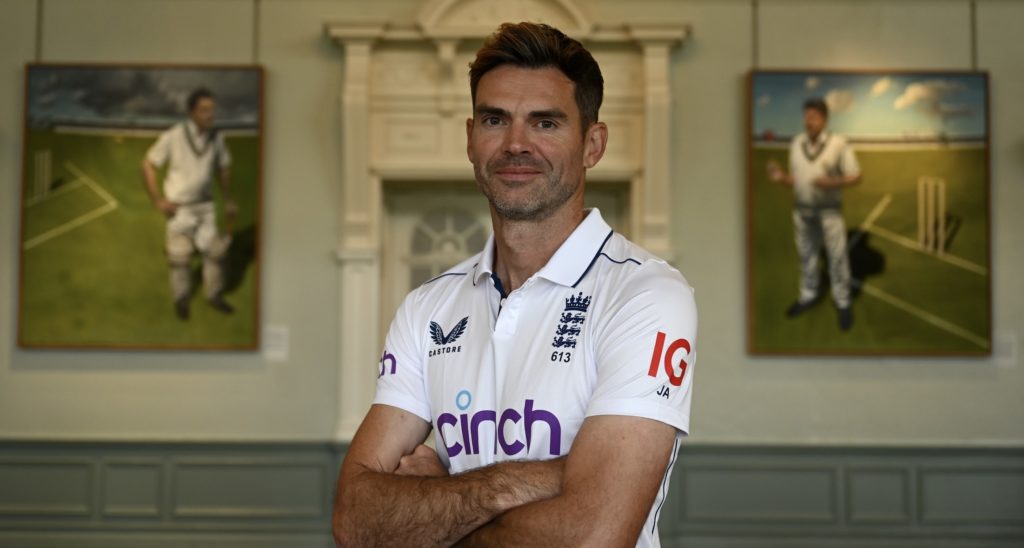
[23, 202, 118, 250]
[847, 193, 892, 251]
[861, 282, 989, 349]
[858, 193, 892, 231]
[65, 161, 120, 207]
[866, 225, 987, 276]
[24, 178, 85, 207]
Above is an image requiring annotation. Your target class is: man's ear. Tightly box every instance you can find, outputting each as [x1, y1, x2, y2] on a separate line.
[465, 117, 475, 163]
[582, 121, 608, 169]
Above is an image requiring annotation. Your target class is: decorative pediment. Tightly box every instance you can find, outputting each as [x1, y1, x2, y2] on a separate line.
[416, 0, 591, 39]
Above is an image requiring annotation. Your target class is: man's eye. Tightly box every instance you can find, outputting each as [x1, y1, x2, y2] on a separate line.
[483, 116, 502, 126]
[537, 120, 557, 129]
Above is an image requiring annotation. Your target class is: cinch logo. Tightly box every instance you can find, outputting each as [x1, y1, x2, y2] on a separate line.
[647, 331, 690, 387]
[436, 391, 562, 458]
[429, 317, 468, 357]
[378, 350, 396, 377]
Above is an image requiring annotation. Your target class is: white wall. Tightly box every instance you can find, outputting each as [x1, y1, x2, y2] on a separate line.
[0, 0, 1020, 445]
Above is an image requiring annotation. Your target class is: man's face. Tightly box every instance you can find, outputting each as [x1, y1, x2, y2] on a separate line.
[803, 107, 827, 139]
[466, 65, 605, 222]
[190, 97, 216, 132]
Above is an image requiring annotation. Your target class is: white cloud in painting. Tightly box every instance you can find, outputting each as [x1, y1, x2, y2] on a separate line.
[825, 89, 855, 113]
[805, 76, 820, 90]
[757, 94, 771, 107]
[870, 76, 892, 97]
[894, 79, 973, 119]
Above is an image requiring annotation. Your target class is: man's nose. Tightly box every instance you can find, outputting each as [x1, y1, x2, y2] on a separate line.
[502, 120, 532, 155]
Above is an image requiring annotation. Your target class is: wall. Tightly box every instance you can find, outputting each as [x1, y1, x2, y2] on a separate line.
[1, 0, 1022, 545]
[1, 0, 1020, 447]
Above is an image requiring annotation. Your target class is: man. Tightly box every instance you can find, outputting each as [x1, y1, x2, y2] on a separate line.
[332, 22, 697, 547]
[767, 98, 861, 331]
[143, 87, 237, 320]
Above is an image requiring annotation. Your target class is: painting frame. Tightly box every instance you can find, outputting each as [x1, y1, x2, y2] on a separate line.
[17, 62, 264, 350]
[746, 68, 992, 356]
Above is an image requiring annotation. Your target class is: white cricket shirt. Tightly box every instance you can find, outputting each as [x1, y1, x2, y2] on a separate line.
[374, 208, 697, 547]
[145, 120, 231, 205]
[789, 130, 860, 209]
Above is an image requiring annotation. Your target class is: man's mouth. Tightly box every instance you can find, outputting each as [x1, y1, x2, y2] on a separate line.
[492, 164, 544, 182]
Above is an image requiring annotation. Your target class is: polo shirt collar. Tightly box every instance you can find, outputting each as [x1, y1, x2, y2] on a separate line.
[473, 208, 613, 288]
[186, 119, 208, 143]
[804, 129, 830, 145]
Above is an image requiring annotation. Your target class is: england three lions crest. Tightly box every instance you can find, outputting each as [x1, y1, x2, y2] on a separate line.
[551, 292, 591, 350]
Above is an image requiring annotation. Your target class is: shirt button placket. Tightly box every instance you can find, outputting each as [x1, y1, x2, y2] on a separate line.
[495, 294, 518, 337]
[495, 280, 532, 338]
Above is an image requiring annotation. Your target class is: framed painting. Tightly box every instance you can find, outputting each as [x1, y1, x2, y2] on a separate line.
[18, 63, 263, 349]
[747, 69, 990, 355]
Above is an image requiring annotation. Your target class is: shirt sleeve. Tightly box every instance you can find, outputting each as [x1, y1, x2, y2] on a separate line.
[840, 140, 861, 178]
[145, 127, 172, 168]
[372, 291, 432, 422]
[215, 132, 232, 170]
[587, 261, 698, 435]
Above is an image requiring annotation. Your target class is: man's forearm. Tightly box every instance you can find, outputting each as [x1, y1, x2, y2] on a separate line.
[458, 493, 606, 548]
[218, 168, 232, 200]
[142, 162, 163, 204]
[815, 174, 859, 188]
[458, 496, 563, 548]
[459, 417, 679, 548]
[840, 174, 860, 186]
[333, 458, 563, 548]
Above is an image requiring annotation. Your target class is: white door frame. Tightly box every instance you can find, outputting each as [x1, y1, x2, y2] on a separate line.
[326, 0, 688, 440]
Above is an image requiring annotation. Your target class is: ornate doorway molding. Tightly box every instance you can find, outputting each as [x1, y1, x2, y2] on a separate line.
[326, 0, 688, 440]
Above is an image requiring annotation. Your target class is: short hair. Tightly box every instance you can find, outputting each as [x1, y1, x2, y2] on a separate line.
[186, 87, 215, 112]
[469, 22, 604, 131]
[803, 97, 828, 118]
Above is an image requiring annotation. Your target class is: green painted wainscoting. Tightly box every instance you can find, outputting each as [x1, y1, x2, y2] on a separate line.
[0, 442, 1021, 547]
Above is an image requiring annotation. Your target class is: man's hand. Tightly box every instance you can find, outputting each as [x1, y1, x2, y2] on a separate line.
[224, 199, 239, 221]
[396, 444, 448, 478]
[766, 160, 793, 186]
[156, 198, 178, 217]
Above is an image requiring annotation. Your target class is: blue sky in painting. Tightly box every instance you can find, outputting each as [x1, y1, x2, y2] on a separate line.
[27, 66, 260, 129]
[751, 72, 987, 140]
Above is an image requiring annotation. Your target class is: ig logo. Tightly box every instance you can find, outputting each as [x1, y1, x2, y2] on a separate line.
[647, 331, 690, 387]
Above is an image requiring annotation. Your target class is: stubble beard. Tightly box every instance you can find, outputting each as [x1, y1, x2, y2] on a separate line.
[474, 157, 577, 222]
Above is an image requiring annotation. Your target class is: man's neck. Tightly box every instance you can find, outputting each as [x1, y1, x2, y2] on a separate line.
[188, 118, 208, 136]
[491, 199, 585, 293]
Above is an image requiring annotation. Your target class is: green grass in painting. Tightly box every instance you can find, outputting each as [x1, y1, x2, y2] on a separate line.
[749, 145, 990, 354]
[19, 129, 260, 348]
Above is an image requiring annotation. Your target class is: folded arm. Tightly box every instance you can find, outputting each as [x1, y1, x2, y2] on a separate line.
[458, 414, 678, 547]
[332, 404, 564, 548]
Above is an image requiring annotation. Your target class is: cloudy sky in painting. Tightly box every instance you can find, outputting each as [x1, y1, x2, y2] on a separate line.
[27, 66, 260, 128]
[752, 72, 987, 141]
